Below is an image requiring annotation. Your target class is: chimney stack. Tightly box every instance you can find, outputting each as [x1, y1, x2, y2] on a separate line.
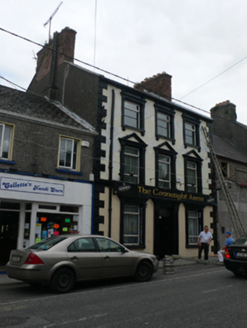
[134, 72, 172, 101]
[35, 27, 77, 83]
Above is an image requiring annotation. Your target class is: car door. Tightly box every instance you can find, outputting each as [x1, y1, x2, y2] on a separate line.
[67, 237, 103, 280]
[95, 237, 135, 278]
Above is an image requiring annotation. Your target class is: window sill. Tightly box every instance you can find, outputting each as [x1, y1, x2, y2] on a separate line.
[122, 125, 145, 136]
[156, 135, 175, 144]
[184, 143, 201, 152]
[56, 168, 82, 176]
[0, 159, 15, 165]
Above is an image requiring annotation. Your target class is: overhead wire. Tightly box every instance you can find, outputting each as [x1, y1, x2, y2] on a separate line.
[0, 26, 211, 117]
[180, 55, 247, 100]
[0, 28, 244, 191]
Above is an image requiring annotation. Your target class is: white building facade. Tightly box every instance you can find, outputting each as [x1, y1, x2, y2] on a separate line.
[96, 77, 215, 259]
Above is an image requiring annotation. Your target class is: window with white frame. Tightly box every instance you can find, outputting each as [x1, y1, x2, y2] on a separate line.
[158, 154, 171, 188]
[58, 137, 79, 170]
[123, 146, 139, 183]
[123, 205, 140, 245]
[157, 112, 170, 138]
[186, 161, 197, 192]
[123, 101, 140, 129]
[0, 123, 13, 160]
[188, 211, 199, 245]
[185, 123, 196, 146]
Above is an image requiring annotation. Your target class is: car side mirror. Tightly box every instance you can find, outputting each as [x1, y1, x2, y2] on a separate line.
[121, 247, 128, 253]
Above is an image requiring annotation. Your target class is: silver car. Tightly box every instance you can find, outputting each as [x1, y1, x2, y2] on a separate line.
[6, 234, 159, 293]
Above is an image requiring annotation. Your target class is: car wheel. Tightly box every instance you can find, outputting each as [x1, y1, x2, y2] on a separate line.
[135, 261, 153, 282]
[51, 268, 75, 293]
[233, 271, 243, 277]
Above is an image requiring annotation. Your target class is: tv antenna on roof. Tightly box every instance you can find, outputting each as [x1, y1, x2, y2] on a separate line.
[44, 2, 63, 41]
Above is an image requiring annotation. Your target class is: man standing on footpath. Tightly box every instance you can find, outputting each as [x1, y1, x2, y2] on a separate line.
[198, 225, 213, 263]
[217, 231, 234, 262]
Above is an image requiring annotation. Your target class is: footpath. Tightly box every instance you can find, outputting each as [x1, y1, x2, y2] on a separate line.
[0, 255, 223, 287]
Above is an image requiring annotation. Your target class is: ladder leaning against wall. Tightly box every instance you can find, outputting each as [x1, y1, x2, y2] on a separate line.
[202, 126, 246, 238]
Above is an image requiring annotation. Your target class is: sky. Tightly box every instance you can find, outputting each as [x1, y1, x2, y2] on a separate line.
[1, 0, 247, 123]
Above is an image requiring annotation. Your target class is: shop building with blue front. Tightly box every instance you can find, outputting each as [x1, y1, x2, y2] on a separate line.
[0, 85, 97, 265]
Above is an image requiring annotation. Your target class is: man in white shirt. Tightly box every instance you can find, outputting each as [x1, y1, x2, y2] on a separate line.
[198, 225, 213, 262]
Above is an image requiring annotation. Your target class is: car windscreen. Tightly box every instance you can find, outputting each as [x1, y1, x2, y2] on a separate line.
[28, 236, 68, 251]
[233, 236, 247, 246]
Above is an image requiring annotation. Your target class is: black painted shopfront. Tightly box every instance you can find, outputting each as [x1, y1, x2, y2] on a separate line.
[114, 181, 213, 259]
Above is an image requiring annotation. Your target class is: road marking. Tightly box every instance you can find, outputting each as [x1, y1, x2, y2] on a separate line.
[201, 285, 233, 294]
[43, 313, 108, 327]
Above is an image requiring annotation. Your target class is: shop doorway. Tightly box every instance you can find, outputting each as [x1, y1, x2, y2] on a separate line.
[0, 211, 19, 266]
[154, 207, 178, 259]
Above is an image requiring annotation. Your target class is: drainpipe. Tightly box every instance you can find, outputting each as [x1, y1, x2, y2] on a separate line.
[48, 32, 58, 100]
[108, 89, 115, 237]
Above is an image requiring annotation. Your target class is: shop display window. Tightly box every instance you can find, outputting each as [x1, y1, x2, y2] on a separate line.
[36, 212, 79, 243]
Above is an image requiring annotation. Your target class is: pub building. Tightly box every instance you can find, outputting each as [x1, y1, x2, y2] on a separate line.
[26, 27, 216, 259]
[94, 75, 216, 260]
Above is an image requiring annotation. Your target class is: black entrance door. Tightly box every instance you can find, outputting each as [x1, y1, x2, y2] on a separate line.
[0, 211, 19, 266]
[154, 207, 178, 259]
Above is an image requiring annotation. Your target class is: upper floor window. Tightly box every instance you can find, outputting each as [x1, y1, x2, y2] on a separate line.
[0, 123, 14, 160]
[58, 136, 80, 170]
[183, 150, 203, 194]
[124, 146, 139, 184]
[155, 104, 175, 144]
[186, 161, 197, 193]
[154, 142, 177, 190]
[119, 133, 147, 185]
[121, 91, 146, 136]
[185, 123, 196, 145]
[158, 154, 171, 189]
[157, 113, 170, 138]
[124, 101, 140, 129]
[182, 114, 201, 151]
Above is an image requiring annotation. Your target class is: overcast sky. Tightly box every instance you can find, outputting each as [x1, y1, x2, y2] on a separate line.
[1, 0, 247, 123]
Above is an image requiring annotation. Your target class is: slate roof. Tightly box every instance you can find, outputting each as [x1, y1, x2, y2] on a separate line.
[0, 84, 96, 133]
[213, 134, 247, 164]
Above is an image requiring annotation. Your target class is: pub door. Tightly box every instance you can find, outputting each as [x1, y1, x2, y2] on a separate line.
[154, 207, 178, 259]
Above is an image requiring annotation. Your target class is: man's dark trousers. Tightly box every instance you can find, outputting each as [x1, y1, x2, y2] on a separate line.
[198, 243, 209, 260]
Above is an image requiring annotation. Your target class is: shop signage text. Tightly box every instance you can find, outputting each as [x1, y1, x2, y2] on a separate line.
[137, 186, 204, 202]
[118, 185, 131, 192]
[0, 177, 64, 196]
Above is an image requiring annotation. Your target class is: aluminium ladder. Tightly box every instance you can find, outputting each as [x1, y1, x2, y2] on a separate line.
[202, 126, 246, 238]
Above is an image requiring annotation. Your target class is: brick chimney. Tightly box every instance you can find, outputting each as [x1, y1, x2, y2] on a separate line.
[134, 72, 172, 101]
[35, 27, 77, 83]
[211, 100, 237, 122]
[210, 100, 237, 141]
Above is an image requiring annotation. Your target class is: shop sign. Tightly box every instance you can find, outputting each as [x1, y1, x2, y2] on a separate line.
[137, 186, 205, 202]
[118, 184, 131, 192]
[0, 177, 64, 196]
